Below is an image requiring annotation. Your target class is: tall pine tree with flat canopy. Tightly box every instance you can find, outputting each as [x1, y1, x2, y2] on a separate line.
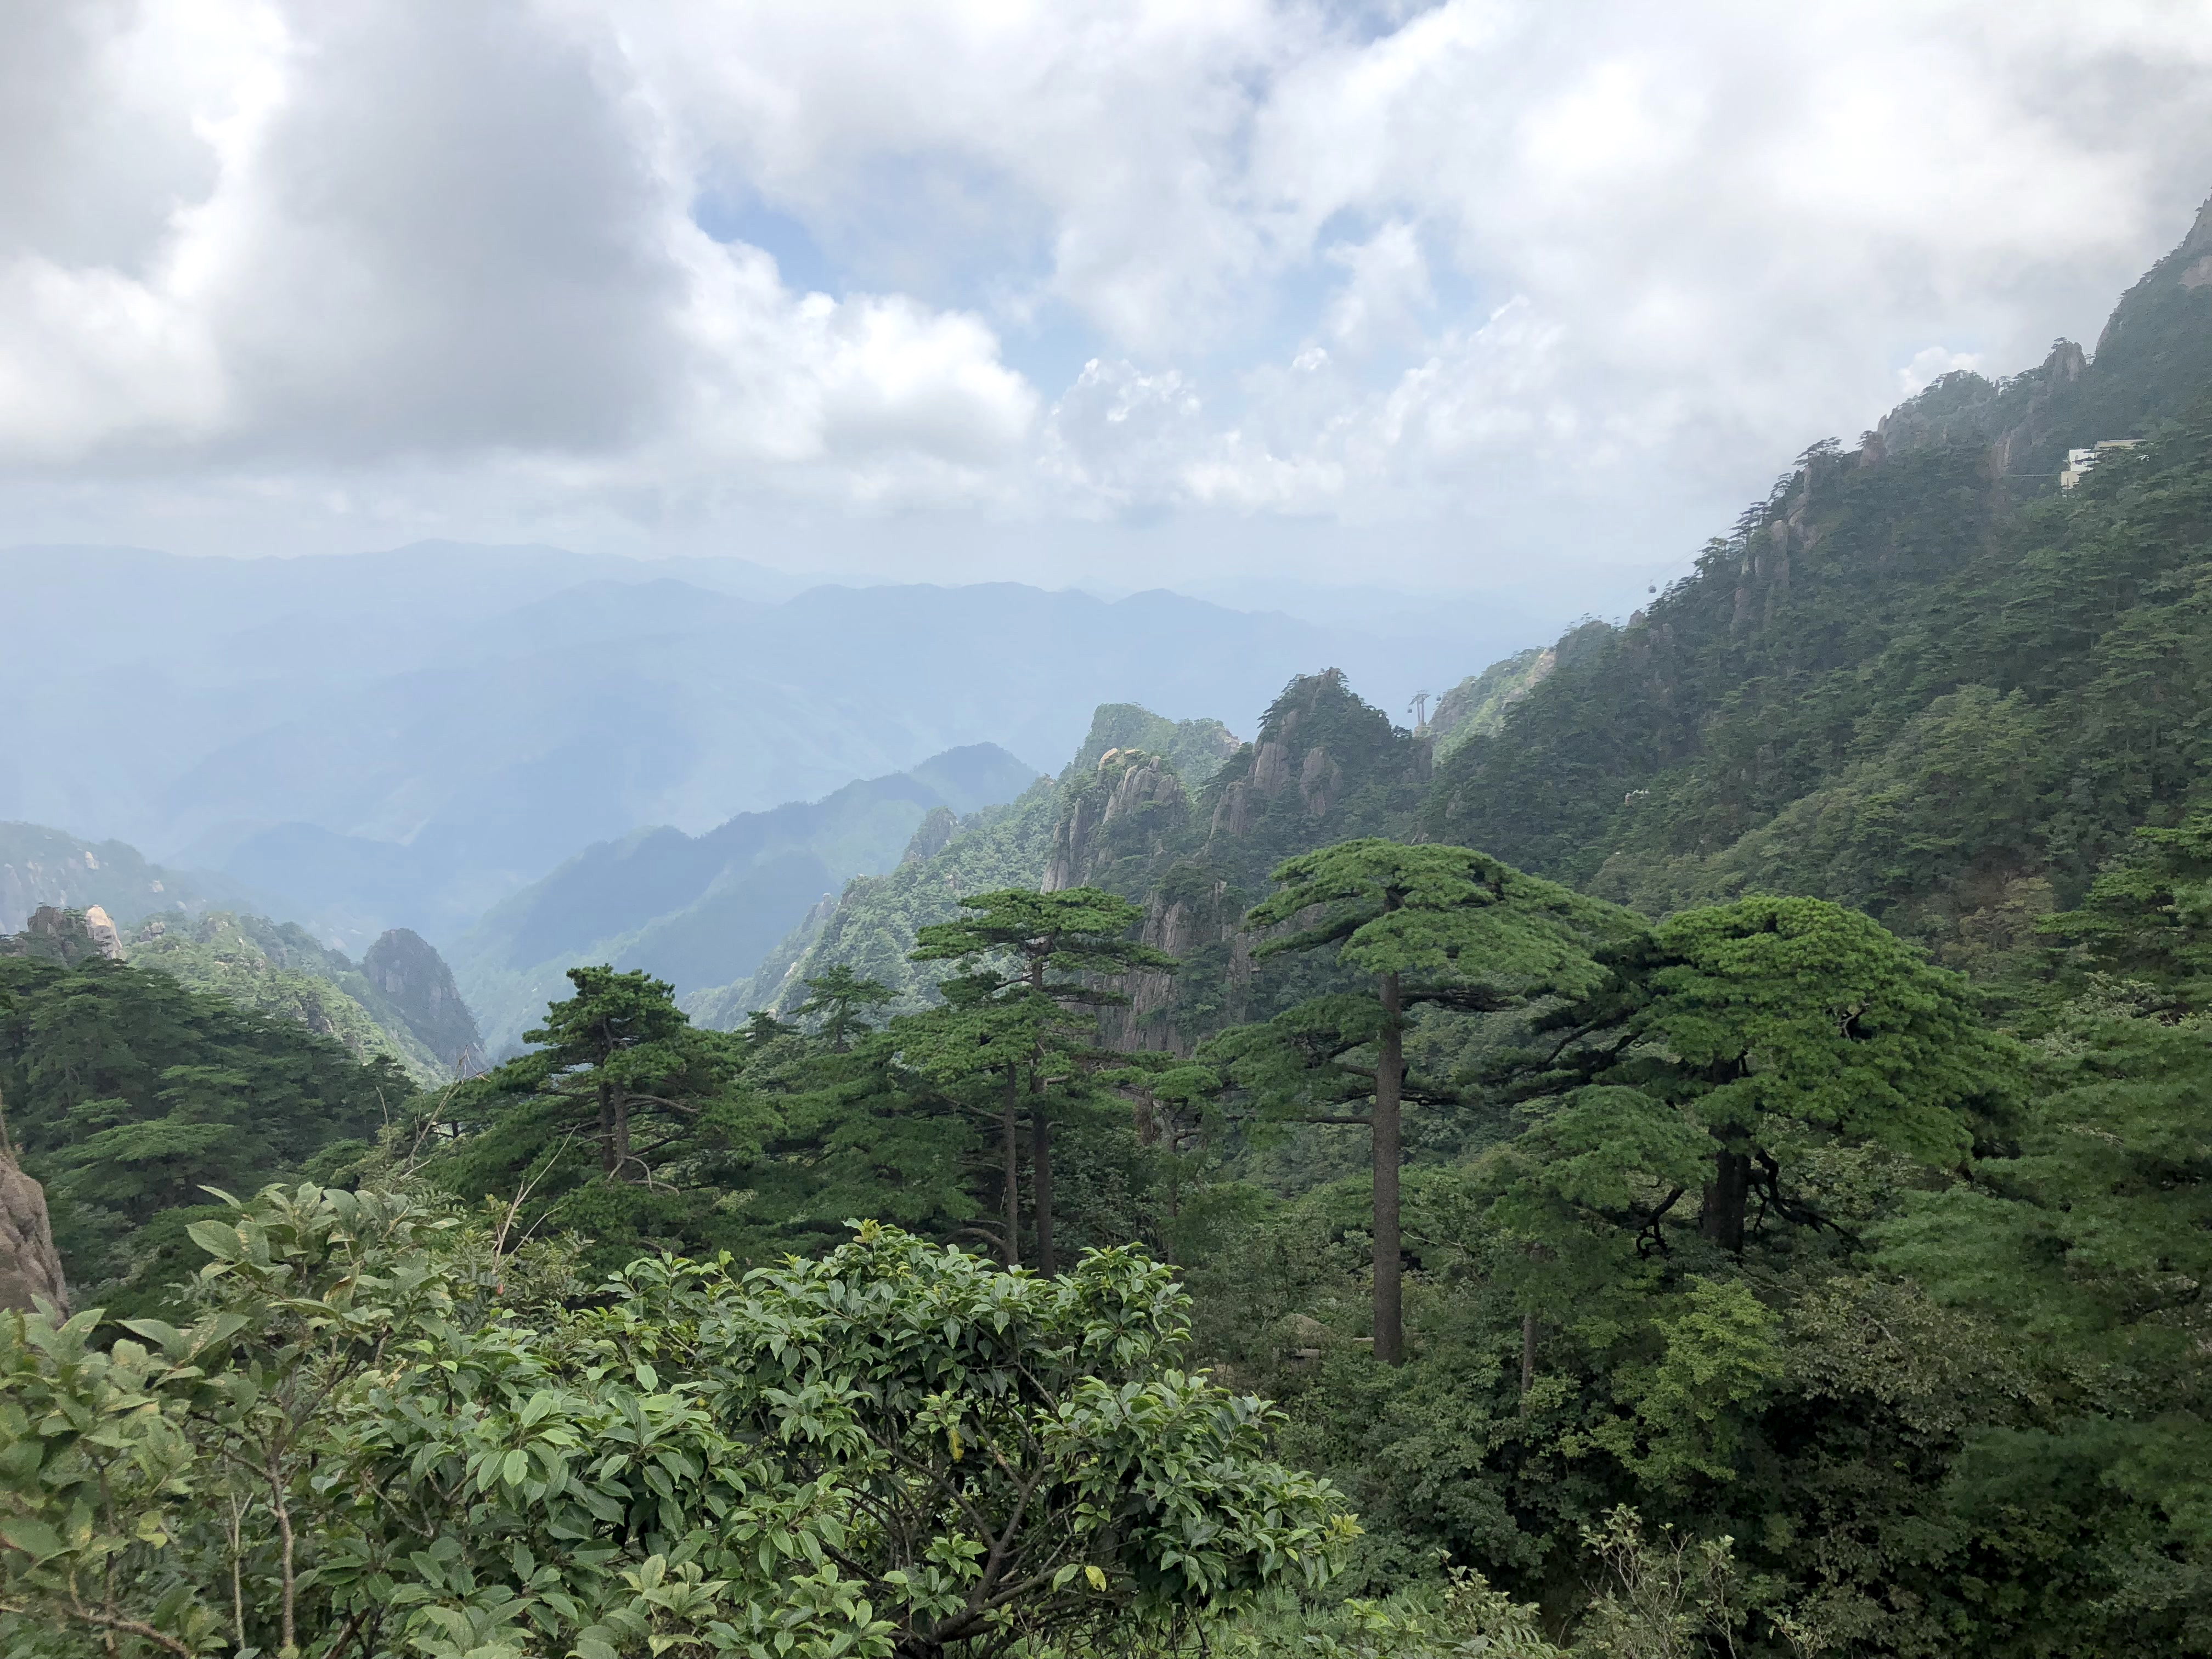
[1232, 839, 1627, 1363]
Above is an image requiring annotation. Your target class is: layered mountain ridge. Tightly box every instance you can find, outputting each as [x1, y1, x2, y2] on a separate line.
[450, 743, 1046, 1057]
[733, 191, 2212, 1052]
[1, 547, 1521, 948]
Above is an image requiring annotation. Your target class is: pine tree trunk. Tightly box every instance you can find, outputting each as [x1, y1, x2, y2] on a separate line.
[1373, 969, 1405, 1365]
[611, 1088, 632, 1181]
[1132, 1093, 1158, 1146]
[1029, 1065, 1056, 1276]
[1700, 1146, 1751, 1253]
[598, 1080, 617, 1175]
[1001, 1064, 1022, 1269]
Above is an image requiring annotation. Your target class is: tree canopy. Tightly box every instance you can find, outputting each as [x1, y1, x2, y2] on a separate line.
[0, 1186, 1350, 1659]
[1215, 840, 1630, 1363]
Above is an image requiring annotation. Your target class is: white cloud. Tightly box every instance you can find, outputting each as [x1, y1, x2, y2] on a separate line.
[2, 0, 2211, 592]
[0, 0, 1036, 493]
[1041, 358, 1209, 509]
[1324, 221, 1435, 353]
[667, 238, 1037, 477]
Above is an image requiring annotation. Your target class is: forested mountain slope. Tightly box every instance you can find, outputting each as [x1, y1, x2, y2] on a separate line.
[687, 707, 1242, 1026]
[0, 949, 409, 1309]
[2, 901, 481, 1084]
[127, 912, 480, 1082]
[1867, 190, 2212, 478]
[1427, 646, 1553, 759]
[1430, 397, 2212, 964]
[1429, 195, 2212, 964]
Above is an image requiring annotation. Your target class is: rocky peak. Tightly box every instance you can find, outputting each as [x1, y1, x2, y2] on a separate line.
[362, 928, 484, 1071]
[1067, 703, 1244, 787]
[1044, 749, 1190, 892]
[900, 806, 960, 867]
[1205, 669, 1425, 841]
[1867, 342, 2086, 466]
[80, 905, 124, 959]
[2103, 188, 2212, 338]
[0, 905, 128, 966]
[1861, 190, 2212, 484]
[1255, 667, 1350, 742]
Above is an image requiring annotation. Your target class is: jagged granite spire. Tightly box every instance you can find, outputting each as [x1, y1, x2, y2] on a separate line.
[363, 928, 484, 1072]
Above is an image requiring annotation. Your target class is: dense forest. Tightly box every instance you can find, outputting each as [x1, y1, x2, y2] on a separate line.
[6, 208, 2212, 1658]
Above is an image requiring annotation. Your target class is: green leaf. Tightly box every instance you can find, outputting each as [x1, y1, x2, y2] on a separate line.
[518, 1389, 557, 1429]
[119, 1317, 185, 1354]
[185, 1218, 242, 1262]
[0, 1517, 68, 1561]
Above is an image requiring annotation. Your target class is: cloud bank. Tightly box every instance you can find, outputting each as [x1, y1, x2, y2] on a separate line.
[3, 0, 2210, 596]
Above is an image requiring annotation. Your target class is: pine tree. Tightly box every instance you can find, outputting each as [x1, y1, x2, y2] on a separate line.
[1518, 895, 2015, 1251]
[438, 967, 762, 1267]
[518, 966, 708, 1180]
[1228, 839, 1627, 1362]
[792, 964, 894, 1052]
[908, 888, 1175, 1273]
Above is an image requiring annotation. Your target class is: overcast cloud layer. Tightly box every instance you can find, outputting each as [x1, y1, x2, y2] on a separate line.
[5, 0, 2212, 607]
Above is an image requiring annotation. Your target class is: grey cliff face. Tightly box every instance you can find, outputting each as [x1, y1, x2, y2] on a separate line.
[0, 1152, 69, 1315]
[362, 927, 485, 1070]
[900, 807, 961, 868]
[1044, 750, 1189, 893]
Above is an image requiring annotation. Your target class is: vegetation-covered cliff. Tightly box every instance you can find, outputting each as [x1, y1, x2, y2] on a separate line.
[1429, 380, 2212, 976]
[687, 707, 1239, 1025]
[0, 948, 408, 1311]
[126, 912, 478, 1083]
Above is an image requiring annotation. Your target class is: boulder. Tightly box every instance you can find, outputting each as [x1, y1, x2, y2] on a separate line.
[81, 904, 126, 960]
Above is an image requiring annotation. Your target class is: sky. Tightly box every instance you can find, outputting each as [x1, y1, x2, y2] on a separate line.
[5, 0, 2212, 620]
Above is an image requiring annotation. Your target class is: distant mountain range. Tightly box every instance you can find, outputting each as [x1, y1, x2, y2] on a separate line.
[448, 743, 1047, 1057]
[0, 544, 1522, 947]
[681, 703, 1245, 1034]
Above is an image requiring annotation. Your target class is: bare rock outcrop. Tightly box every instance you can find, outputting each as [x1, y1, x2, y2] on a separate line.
[0, 1149, 68, 1314]
[1297, 746, 1344, 817]
[1249, 739, 1293, 798]
[1043, 750, 1189, 893]
[1097, 871, 1239, 1056]
[0, 905, 125, 967]
[81, 904, 126, 959]
[363, 928, 484, 1071]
